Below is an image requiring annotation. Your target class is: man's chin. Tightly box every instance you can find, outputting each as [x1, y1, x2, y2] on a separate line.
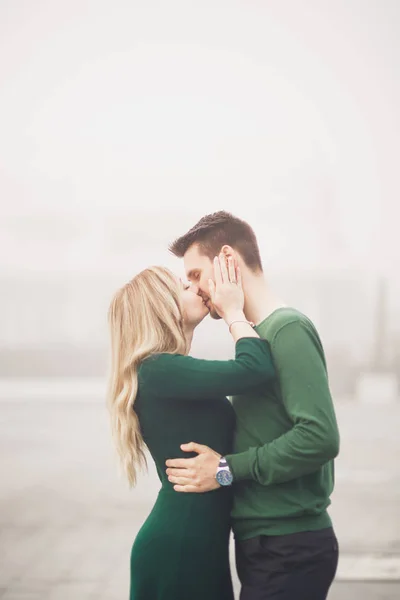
[209, 308, 222, 320]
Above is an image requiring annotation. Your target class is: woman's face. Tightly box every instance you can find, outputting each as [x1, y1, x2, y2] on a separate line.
[179, 278, 209, 328]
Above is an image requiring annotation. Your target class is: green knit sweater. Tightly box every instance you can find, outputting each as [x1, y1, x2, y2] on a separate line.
[225, 307, 340, 540]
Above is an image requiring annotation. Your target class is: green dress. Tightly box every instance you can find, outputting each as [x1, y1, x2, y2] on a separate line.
[130, 338, 274, 600]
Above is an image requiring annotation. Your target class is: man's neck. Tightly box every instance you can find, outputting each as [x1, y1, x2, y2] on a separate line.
[242, 271, 286, 326]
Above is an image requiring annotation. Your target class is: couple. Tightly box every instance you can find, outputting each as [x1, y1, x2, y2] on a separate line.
[107, 211, 340, 600]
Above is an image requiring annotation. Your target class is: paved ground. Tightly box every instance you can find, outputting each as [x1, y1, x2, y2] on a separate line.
[0, 390, 399, 599]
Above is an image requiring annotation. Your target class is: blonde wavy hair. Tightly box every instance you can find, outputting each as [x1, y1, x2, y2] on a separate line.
[107, 266, 188, 487]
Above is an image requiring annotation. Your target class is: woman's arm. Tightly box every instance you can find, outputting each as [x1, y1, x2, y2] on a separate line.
[139, 337, 274, 400]
[139, 255, 274, 399]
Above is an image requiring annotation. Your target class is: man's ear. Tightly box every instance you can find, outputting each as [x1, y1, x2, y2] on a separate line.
[220, 245, 237, 265]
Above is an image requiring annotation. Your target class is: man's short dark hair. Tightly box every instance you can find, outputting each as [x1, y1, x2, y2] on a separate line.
[169, 211, 263, 272]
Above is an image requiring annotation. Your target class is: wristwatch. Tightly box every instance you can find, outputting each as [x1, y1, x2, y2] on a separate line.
[215, 457, 233, 486]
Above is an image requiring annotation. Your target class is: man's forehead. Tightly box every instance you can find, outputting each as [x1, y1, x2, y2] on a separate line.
[183, 246, 210, 273]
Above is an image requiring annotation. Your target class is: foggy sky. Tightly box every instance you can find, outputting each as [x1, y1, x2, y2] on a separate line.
[0, 1, 399, 280]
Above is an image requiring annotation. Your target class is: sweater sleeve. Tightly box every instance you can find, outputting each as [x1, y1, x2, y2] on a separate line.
[225, 321, 340, 484]
[138, 338, 275, 400]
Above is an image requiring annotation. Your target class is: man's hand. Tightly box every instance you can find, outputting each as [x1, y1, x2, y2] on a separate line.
[165, 442, 222, 493]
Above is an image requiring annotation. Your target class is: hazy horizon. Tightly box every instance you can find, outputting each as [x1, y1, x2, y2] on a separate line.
[0, 0, 399, 374]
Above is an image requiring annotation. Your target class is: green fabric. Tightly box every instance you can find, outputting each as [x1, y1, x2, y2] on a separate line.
[130, 338, 275, 600]
[225, 307, 340, 541]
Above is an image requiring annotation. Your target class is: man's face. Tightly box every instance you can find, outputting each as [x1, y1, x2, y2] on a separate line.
[183, 244, 222, 320]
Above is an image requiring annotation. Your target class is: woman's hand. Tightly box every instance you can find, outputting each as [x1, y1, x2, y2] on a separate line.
[208, 254, 245, 323]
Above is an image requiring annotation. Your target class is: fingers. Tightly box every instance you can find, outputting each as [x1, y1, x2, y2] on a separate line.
[213, 256, 223, 287]
[173, 481, 221, 493]
[181, 442, 208, 453]
[236, 265, 242, 288]
[167, 467, 196, 485]
[213, 254, 238, 289]
[168, 474, 196, 486]
[173, 485, 201, 493]
[165, 458, 194, 469]
[227, 256, 236, 283]
[219, 253, 229, 283]
[166, 467, 194, 478]
[208, 279, 215, 303]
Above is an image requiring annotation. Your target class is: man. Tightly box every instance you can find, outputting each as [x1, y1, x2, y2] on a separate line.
[165, 211, 340, 600]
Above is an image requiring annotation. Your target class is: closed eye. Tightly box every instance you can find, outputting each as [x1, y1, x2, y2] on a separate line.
[179, 278, 191, 291]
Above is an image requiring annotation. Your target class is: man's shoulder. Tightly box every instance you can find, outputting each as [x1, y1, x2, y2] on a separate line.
[256, 307, 318, 341]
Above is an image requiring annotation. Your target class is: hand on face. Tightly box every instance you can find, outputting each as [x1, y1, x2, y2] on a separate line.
[208, 254, 244, 322]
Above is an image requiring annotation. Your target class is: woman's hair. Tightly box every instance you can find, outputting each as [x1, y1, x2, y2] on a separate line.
[107, 266, 188, 487]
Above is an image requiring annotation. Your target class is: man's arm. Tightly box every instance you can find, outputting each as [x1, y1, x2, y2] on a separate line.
[225, 319, 340, 485]
[167, 319, 339, 491]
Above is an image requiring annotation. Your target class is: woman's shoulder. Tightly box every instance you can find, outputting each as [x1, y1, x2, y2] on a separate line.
[138, 352, 184, 381]
[139, 351, 183, 370]
[137, 352, 189, 400]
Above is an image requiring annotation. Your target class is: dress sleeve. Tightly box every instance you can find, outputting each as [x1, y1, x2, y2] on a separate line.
[138, 337, 275, 400]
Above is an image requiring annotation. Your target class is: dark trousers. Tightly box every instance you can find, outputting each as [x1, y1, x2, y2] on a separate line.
[235, 527, 339, 600]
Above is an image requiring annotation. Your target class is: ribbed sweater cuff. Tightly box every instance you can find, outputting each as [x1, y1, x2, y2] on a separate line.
[225, 450, 252, 482]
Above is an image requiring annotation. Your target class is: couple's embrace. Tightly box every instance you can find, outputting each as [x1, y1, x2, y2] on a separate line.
[107, 211, 340, 600]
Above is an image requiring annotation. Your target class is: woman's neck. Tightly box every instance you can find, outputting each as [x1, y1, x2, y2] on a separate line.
[184, 327, 194, 354]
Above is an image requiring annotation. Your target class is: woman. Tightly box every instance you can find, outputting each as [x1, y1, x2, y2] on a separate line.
[107, 255, 275, 600]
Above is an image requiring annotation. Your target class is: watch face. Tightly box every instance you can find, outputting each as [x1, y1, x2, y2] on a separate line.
[216, 469, 233, 486]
